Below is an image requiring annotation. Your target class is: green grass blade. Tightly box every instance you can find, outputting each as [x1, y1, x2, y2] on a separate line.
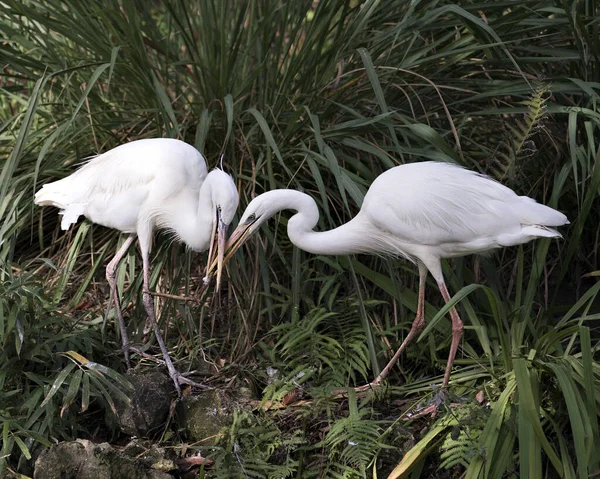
[513, 358, 562, 475]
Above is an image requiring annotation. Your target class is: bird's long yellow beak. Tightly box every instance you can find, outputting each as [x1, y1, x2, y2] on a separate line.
[216, 217, 227, 292]
[205, 220, 255, 280]
[205, 209, 227, 292]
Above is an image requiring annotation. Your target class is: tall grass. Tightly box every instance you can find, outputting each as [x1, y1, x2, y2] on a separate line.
[1, 0, 599, 476]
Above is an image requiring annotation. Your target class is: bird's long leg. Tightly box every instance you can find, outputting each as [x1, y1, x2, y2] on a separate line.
[105, 234, 136, 369]
[437, 280, 463, 388]
[139, 244, 182, 396]
[343, 262, 428, 394]
[139, 240, 209, 395]
[402, 279, 465, 419]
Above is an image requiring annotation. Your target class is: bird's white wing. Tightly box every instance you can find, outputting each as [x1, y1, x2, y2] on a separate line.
[72, 138, 207, 200]
[38, 139, 207, 232]
[362, 162, 524, 246]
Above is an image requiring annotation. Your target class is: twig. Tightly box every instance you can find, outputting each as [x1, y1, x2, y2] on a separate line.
[149, 291, 202, 303]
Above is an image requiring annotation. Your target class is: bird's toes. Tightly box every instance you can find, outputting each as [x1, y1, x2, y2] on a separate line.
[404, 403, 439, 420]
[177, 375, 212, 390]
[432, 387, 448, 405]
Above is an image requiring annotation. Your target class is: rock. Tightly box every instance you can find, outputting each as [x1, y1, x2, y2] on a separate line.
[235, 386, 254, 402]
[33, 440, 174, 479]
[179, 390, 231, 445]
[115, 371, 173, 437]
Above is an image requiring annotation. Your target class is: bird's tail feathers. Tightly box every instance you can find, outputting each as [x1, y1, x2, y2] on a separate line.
[34, 182, 85, 230]
[519, 197, 569, 227]
[521, 225, 562, 239]
[34, 183, 68, 209]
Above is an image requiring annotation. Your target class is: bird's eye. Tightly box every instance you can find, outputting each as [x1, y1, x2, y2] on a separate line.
[217, 206, 222, 212]
[247, 213, 256, 222]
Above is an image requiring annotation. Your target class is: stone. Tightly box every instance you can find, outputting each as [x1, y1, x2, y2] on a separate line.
[179, 389, 231, 445]
[115, 371, 173, 437]
[33, 440, 174, 479]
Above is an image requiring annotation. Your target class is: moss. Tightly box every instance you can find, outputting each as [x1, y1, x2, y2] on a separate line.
[179, 390, 231, 445]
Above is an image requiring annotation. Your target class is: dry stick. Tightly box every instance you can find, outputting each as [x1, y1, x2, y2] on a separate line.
[84, 94, 99, 152]
[148, 278, 214, 360]
[150, 290, 203, 303]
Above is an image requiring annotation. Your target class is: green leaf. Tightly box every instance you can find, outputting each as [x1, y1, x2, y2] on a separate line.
[13, 436, 31, 460]
[81, 372, 90, 413]
[41, 362, 76, 408]
[580, 326, 600, 470]
[388, 417, 455, 479]
[548, 362, 590, 479]
[513, 359, 562, 475]
[61, 369, 83, 417]
[247, 107, 293, 179]
[69, 63, 111, 121]
[418, 283, 481, 341]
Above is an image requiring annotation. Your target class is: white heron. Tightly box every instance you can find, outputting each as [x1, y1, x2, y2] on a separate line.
[214, 161, 568, 392]
[35, 138, 239, 394]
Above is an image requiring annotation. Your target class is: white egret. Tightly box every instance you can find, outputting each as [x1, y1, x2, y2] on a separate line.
[216, 161, 568, 391]
[35, 138, 239, 394]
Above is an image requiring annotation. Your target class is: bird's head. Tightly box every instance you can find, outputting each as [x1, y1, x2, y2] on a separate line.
[209, 169, 239, 226]
[207, 190, 313, 280]
[204, 190, 289, 278]
[226, 194, 274, 246]
[204, 169, 239, 291]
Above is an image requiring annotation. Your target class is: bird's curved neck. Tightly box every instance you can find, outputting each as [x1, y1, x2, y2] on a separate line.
[197, 177, 216, 224]
[162, 176, 215, 252]
[277, 190, 370, 256]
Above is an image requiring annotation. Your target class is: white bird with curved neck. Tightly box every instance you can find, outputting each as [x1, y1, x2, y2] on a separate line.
[210, 160, 568, 397]
[35, 138, 239, 394]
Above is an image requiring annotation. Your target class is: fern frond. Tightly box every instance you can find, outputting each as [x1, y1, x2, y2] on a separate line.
[492, 82, 551, 181]
[324, 390, 387, 470]
[270, 302, 370, 388]
[513, 84, 550, 155]
[213, 409, 300, 478]
[440, 425, 483, 469]
[439, 405, 487, 470]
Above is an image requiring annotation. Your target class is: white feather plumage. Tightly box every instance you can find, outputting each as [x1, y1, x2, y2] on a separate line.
[236, 161, 568, 282]
[36, 139, 203, 241]
[34, 138, 239, 252]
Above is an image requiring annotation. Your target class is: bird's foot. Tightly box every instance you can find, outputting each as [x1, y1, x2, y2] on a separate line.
[125, 347, 211, 394]
[128, 345, 160, 363]
[160, 364, 213, 395]
[405, 403, 440, 419]
[404, 389, 452, 420]
[404, 401, 465, 420]
[174, 372, 213, 390]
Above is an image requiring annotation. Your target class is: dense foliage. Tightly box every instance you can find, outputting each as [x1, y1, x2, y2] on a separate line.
[1, 0, 599, 477]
